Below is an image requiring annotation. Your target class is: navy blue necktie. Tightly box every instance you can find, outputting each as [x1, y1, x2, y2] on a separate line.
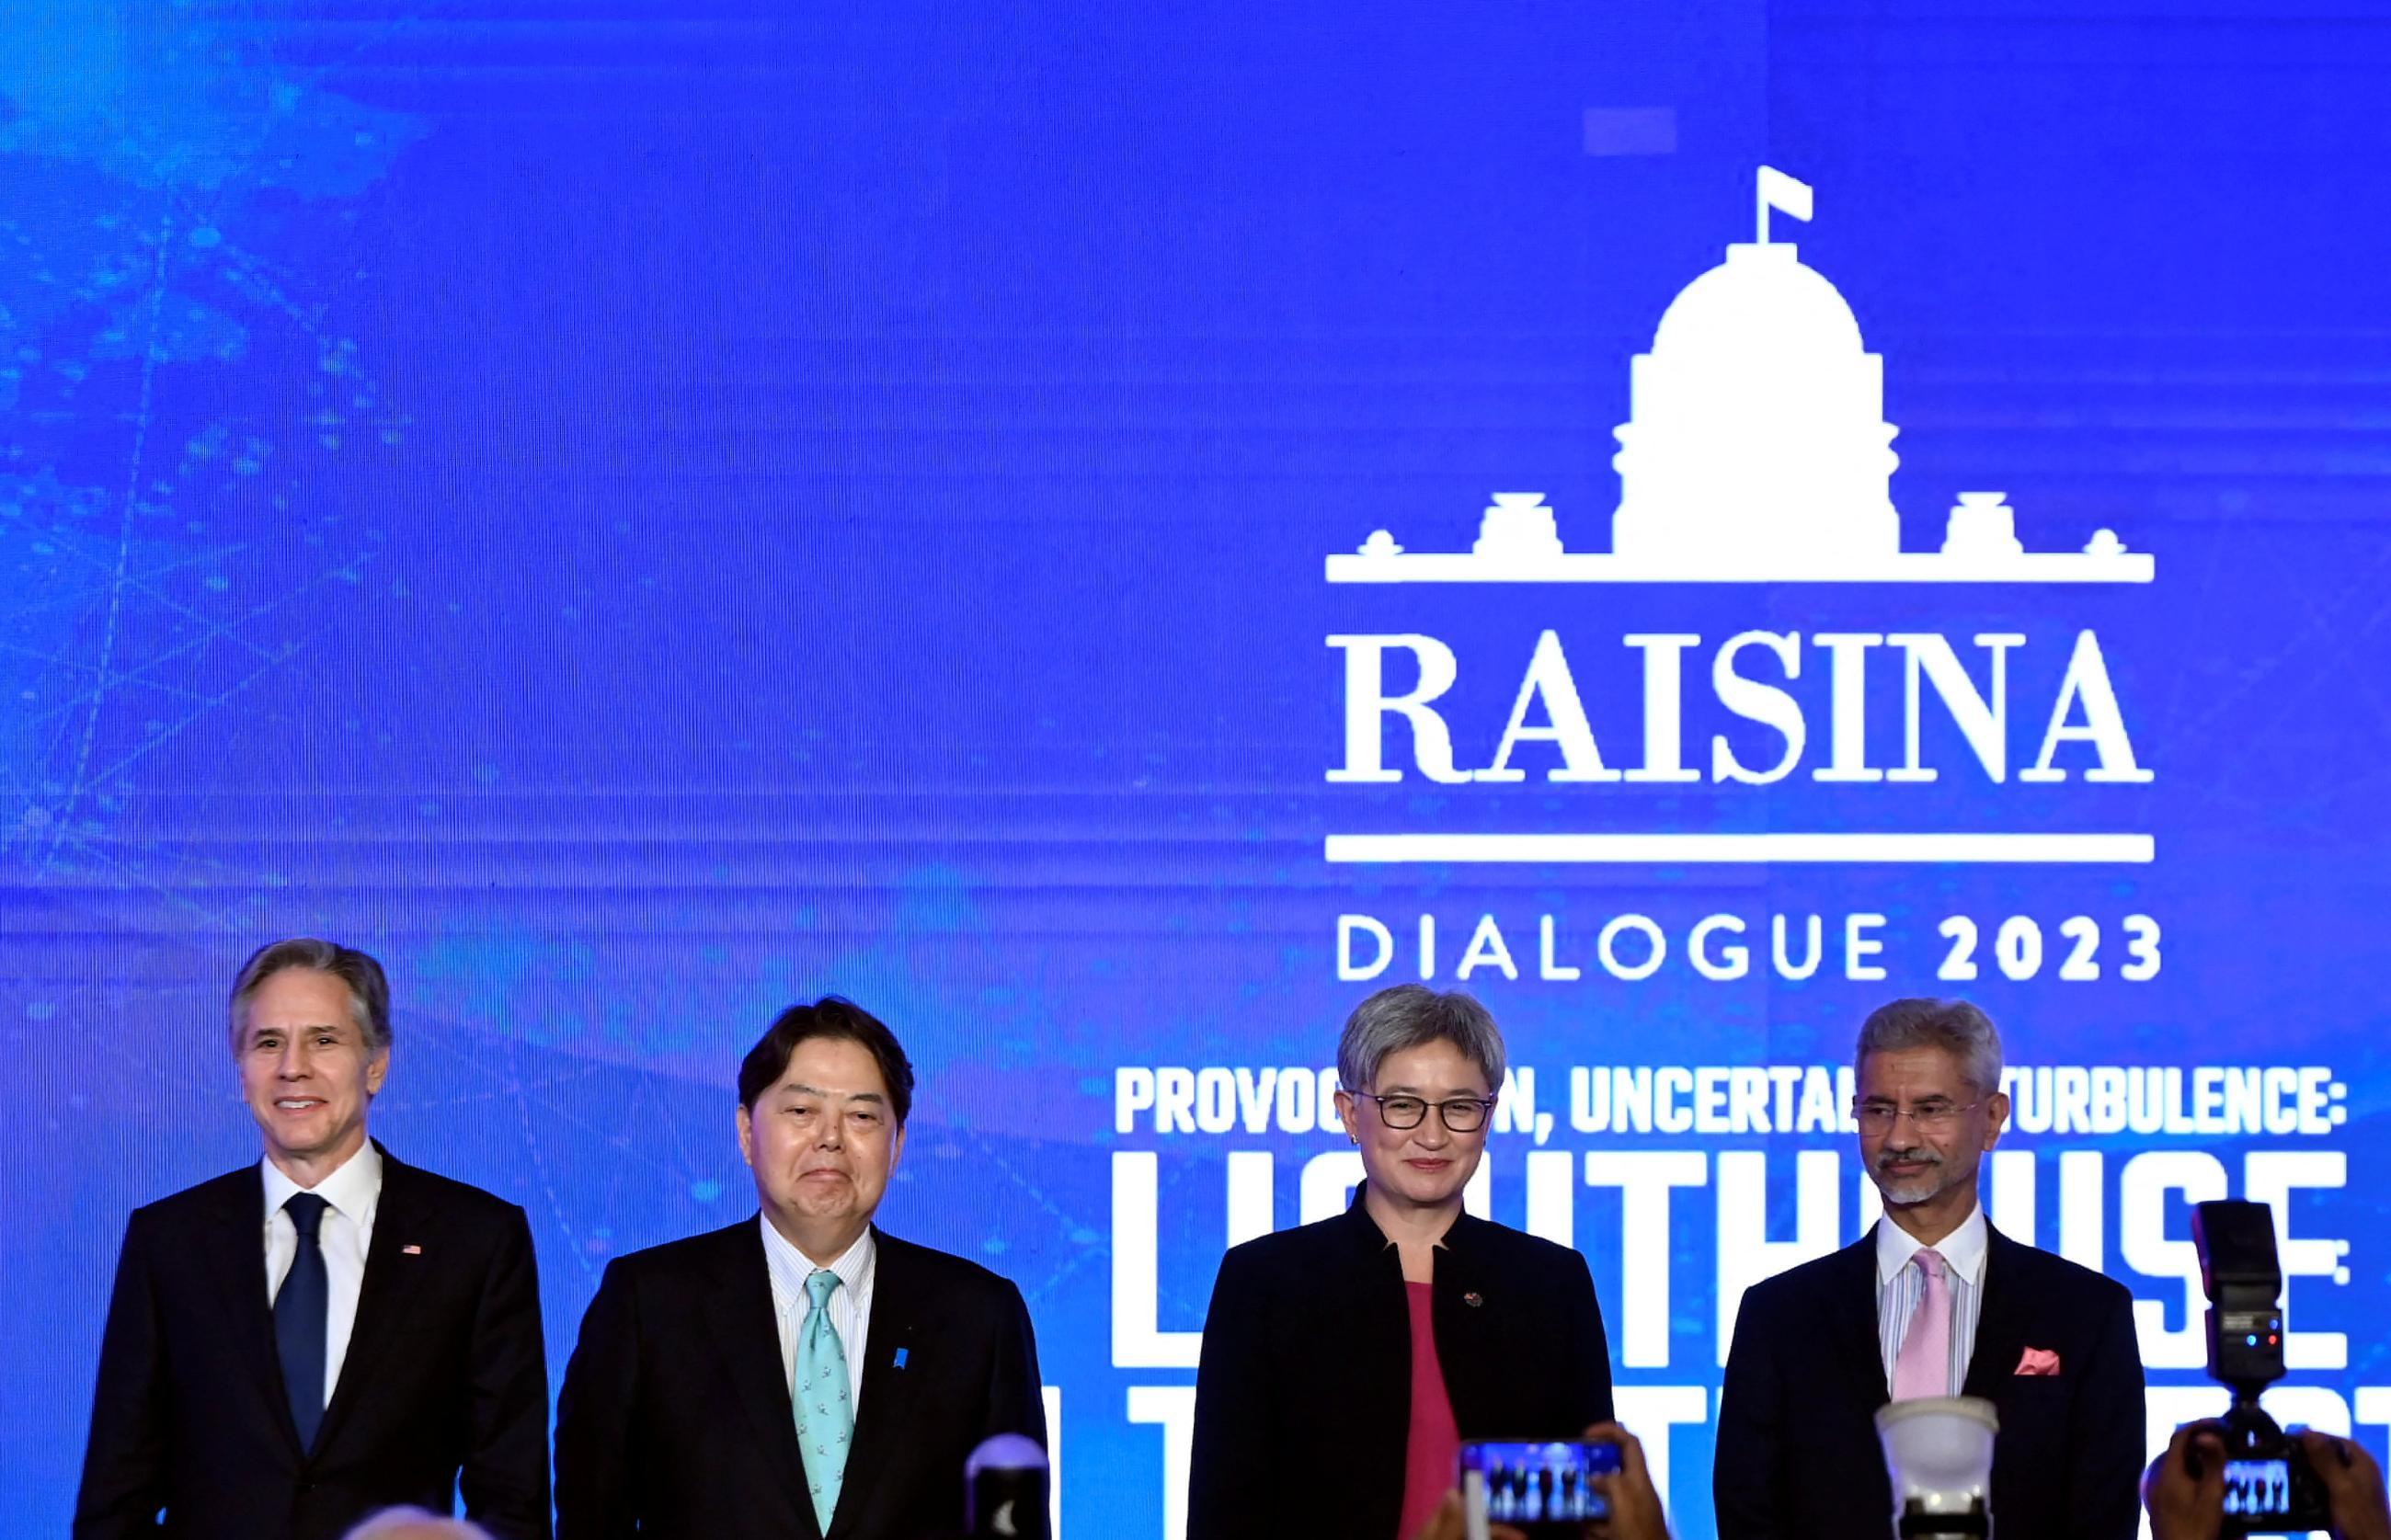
[275, 1192, 331, 1450]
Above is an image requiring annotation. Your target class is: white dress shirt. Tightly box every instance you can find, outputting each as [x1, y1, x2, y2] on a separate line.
[261, 1140, 383, 1409]
[1875, 1203, 1988, 1397]
[761, 1216, 875, 1413]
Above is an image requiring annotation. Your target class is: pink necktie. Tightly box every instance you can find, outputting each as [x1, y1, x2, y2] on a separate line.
[1892, 1248, 1951, 1400]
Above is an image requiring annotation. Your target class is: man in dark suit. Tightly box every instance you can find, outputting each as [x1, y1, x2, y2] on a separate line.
[75, 939, 550, 1540]
[1714, 998, 2145, 1540]
[555, 997, 1047, 1540]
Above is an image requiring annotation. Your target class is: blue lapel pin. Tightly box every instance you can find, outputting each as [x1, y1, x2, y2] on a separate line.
[893, 1347, 909, 1370]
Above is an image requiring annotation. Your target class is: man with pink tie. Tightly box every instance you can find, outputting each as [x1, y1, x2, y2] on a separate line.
[1712, 998, 2145, 1540]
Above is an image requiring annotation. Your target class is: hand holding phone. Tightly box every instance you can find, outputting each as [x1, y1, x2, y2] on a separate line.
[1580, 1421, 1670, 1540]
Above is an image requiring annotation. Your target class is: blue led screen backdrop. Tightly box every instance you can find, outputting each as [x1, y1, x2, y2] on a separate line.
[4, 2, 2389, 1535]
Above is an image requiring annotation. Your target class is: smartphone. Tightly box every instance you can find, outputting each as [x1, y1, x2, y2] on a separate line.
[1459, 1438, 1620, 1539]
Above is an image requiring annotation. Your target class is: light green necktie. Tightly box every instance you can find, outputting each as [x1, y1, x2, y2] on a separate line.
[794, 1269, 853, 1532]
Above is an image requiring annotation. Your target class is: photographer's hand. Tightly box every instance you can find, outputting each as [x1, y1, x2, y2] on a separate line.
[2294, 1429, 2391, 1540]
[1582, 1421, 1671, 1540]
[1407, 1489, 1525, 1540]
[2144, 1420, 2226, 1540]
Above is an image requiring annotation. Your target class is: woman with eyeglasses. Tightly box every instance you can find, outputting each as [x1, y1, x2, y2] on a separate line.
[1186, 985, 1615, 1540]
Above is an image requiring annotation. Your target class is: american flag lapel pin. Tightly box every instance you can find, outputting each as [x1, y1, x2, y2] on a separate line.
[402, 1244, 423, 1255]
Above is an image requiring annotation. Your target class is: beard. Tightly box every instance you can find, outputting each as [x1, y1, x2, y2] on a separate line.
[1871, 1146, 1951, 1205]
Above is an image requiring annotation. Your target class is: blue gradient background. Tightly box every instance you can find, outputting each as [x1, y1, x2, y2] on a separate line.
[4, 2, 2389, 1535]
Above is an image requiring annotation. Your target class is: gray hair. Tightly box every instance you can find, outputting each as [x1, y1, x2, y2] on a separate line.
[229, 938, 393, 1055]
[340, 1509, 493, 1540]
[1336, 985, 1507, 1094]
[1855, 998, 2003, 1096]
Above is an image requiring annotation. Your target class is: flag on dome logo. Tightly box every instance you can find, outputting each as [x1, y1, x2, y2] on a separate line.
[1328, 167, 2153, 585]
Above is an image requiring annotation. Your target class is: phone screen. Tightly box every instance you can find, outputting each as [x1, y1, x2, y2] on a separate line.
[1459, 1439, 1620, 1537]
[2223, 1458, 2293, 1518]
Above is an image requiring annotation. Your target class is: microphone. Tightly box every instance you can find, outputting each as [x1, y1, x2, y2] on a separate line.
[964, 1432, 1049, 1539]
[1875, 1396, 1999, 1537]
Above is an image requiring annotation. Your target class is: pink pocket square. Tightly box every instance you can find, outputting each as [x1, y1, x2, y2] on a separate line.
[2015, 1346, 2062, 1376]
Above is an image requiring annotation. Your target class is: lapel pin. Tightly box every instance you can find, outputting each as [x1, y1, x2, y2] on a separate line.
[893, 1347, 909, 1369]
[401, 1244, 423, 1255]
[1463, 1291, 1484, 1308]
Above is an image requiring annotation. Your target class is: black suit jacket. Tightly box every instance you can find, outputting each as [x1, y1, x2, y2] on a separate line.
[554, 1218, 1047, 1540]
[1714, 1221, 2145, 1540]
[1187, 1199, 1615, 1540]
[75, 1144, 551, 1540]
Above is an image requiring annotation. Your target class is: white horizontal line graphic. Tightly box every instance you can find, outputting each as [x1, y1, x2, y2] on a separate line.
[1321, 552, 2156, 585]
[1322, 833, 2155, 864]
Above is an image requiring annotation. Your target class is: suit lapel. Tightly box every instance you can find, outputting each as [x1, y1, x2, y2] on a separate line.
[314, 1146, 434, 1454]
[702, 1220, 819, 1537]
[203, 1165, 303, 1454]
[1835, 1227, 1892, 1412]
[1432, 1216, 1501, 1437]
[1962, 1225, 2031, 1402]
[830, 1229, 917, 1540]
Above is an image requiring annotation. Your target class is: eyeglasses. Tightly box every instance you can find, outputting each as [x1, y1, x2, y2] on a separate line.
[1852, 1099, 1982, 1135]
[1355, 1091, 1496, 1133]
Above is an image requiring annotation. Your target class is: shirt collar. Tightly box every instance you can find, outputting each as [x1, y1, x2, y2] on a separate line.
[1341, 1183, 1475, 1257]
[260, 1139, 383, 1228]
[1875, 1203, 1988, 1288]
[759, 1215, 876, 1306]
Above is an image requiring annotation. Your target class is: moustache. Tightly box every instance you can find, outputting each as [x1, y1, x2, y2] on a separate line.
[1875, 1147, 1944, 1171]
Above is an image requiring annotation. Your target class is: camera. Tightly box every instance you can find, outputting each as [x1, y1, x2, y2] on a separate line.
[2192, 1199, 2330, 1535]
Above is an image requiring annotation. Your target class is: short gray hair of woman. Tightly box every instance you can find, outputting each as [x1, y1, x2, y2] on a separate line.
[228, 937, 394, 1055]
[1854, 997, 2004, 1097]
[339, 1507, 494, 1540]
[1337, 984, 1508, 1095]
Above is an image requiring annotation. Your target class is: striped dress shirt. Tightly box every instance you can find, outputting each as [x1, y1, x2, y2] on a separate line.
[1875, 1204, 1988, 1397]
[761, 1216, 877, 1412]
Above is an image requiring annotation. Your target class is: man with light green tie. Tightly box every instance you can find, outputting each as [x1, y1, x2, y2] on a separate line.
[555, 998, 1048, 1540]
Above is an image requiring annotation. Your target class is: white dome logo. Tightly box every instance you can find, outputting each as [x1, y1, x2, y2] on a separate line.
[1330, 167, 2152, 585]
